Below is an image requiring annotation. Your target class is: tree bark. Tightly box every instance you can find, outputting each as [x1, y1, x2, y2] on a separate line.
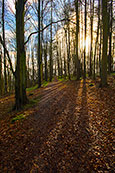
[60, 46, 63, 78]
[57, 40, 60, 77]
[49, 0, 53, 82]
[83, 0, 87, 79]
[75, 0, 80, 80]
[89, 0, 94, 77]
[108, 0, 113, 73]
[27, 53, 30, 88]
[31, 47, 35, 85]
[38, 0, 41, 87]
[101, 0, 108, 86]
[99, 23, 102, 77]
[15, 0, 28, 109]
[0, 50, 2, 95]
[64, 55, 67, 78]
[93, 0, 100, 79]
[2, 0, 7, 93]
[44, 43, 48, 81]
[67, 0, 71, 80]
[41, 0, 44, 82]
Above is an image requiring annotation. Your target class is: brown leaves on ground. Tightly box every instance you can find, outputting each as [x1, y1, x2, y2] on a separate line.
[0, 78, 114, 172]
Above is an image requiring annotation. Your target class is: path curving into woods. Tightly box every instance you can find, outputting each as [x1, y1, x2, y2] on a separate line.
[0, 79, 114, 172]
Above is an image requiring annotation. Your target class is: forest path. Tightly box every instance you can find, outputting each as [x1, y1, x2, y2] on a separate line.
[0, 79, 114, 172]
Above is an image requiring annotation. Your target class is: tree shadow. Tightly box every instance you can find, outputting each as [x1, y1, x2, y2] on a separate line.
[29, 80, 82, 172]
[29, 80, 92, 172]
[71, 79, 92, 172]
[1, 80, 93, 172]
[45, 79, 92, 172]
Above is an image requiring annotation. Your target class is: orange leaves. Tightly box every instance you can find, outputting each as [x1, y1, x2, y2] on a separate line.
[0, 78, 115, 172]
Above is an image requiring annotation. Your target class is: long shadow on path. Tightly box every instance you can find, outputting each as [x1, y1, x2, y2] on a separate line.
[0, 80, 93, 172]
[30, 80, 92, 172]
[71, 80, 92, 172]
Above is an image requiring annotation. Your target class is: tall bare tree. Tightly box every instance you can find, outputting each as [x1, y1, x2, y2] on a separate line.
[15, 0, 28, 109]
[31, 46, 35, 85]
[75, 0, 80, 80]
[108, 0, 113, 73]
[38, 0, 41, 87]
[2, 0, 7, 93]
[67, 0, 71, 80]
[89, 0, 94, 77]
[49, 0, 53, 82]
[44, 42, 48, 81]
[93, 0, 100, 79]
[0, 49, 2, 95]
[83, 0, 87, 79]
[101, 0, 108, 86]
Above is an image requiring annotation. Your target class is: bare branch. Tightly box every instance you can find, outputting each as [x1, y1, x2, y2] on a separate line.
[24, 18, 66, 45]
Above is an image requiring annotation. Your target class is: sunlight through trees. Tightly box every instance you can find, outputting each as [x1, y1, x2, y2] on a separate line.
[0, 0, 115, 108]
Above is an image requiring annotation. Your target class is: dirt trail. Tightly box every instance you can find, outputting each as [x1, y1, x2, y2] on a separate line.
[0, 80, 114, 172]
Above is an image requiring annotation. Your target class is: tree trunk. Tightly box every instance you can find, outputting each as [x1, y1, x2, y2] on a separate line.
[84, 0, 87, 79]
[38, 0, 41, 87]
[75, 0, 80, 80]
[44, 43, 48, 81]
[57, 40, 60, 77]
[99, 23, 102, 77]
[55, 60, 56, 76]
[41, 0, 44, 82]
[108, 0, 113, 74]
[64, 55, 67, 78]
[93, 0, 100, 79]
[15, 0, 27, 109]
[31, 47, 35, 85]
[60, 42, 63, 78]
[27, 53, 30, 87]
[2, 0, 7, 93]
[89, 0, 94, 77]
[101, 0, 108, 86]
[8, 68, 11, 93]
[60, 56, 63, 78]
[67, 23, 70, 80]
[49, 0, 53, 82]
[0, 51, 2, 95]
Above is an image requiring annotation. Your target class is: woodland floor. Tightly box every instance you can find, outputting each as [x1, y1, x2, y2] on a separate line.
[0, 77, 115, 173]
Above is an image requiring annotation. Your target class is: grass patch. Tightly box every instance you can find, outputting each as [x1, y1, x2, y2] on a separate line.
[11, 114, 25, 123]
[52, 77, 55, 81]
[24, 98, 41, 109]
[89, 83, 94, 87]
[86, 73, 89, 77]
[58, 76, 68, 81]
[42, 81, 49, 87]
[26, 84, 38, 92]
[11, 96, 42, 123]
[111, 72, 115, 76]
[59, 78, 64, 81]
[71, 76, 77, 81]
[58, 77, 65, 81]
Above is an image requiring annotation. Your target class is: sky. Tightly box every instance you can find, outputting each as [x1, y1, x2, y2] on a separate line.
[7, 0, 15, 13]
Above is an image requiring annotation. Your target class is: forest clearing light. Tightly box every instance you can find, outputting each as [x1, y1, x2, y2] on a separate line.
[83, 37, 90, 54]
